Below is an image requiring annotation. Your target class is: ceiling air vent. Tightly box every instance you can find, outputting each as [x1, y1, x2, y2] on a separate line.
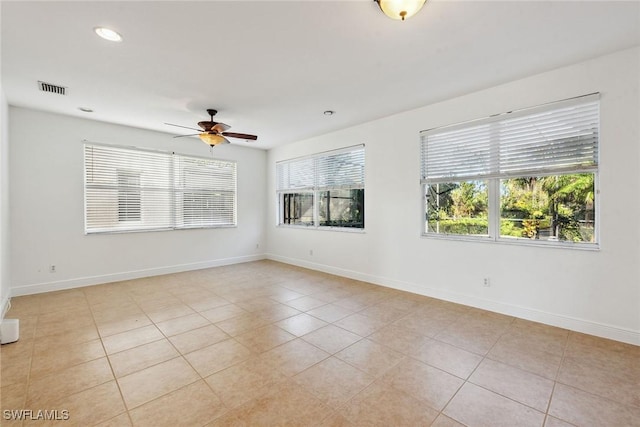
[38, 81, 67, 95]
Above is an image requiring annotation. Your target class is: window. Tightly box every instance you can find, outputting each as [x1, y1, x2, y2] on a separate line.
[421, 94, 599, 247]
[84, 144, 236, 233]
[277, 145, 365, 229]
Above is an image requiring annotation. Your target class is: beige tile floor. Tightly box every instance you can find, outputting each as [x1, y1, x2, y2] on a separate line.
[1, 260, 639, 426]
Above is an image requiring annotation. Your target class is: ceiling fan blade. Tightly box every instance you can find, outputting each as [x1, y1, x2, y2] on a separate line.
[222, 132, 258, 141]
[212, 123, 231, 133]
[173, 133, 201, 138]
[165, 123, 203, 132]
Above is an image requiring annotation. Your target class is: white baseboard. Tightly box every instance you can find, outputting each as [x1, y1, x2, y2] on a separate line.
[266, 253, 640, 346]
[11, 254, 267, 297]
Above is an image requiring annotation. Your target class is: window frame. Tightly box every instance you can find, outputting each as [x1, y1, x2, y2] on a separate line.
[84, 143, 237, 234]
[420, 94, 600, 250]
[276, 145, 365, 232]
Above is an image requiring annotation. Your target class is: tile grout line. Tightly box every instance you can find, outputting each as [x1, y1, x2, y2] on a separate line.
[263, 293, 409, 421]
[549, 330, 639, 423]
[84, 286, 135, 426]
[100, 281, 204, 421]
[120, 275, 232, 423]
[437, 315, 556, 425]
[301, 296, 442, 424]
[150, 292, 273, 422]
[328, 301, 464, 390]
[16, 311, 37, 414]
[541, 327, 573, 426]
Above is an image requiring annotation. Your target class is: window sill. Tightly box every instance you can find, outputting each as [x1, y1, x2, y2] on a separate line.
[421, 233, 599, 251]
[86, 224, 237, 235]
[277, 224, 365, 234]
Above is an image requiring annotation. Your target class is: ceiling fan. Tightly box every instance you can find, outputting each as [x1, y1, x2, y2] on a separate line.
[166, 109, 258, 146]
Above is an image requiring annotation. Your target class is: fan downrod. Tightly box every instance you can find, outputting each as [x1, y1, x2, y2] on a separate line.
[206, 109, 218, 119]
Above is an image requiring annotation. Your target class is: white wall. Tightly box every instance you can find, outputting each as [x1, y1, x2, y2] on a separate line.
[266, 47, 640, 345]
[0, 3, 11, 318]
[0, 90, 10, 317]
[9, 108, 267, 295]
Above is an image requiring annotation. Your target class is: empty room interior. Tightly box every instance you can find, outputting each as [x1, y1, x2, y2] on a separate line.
[1, 1, 639, 426]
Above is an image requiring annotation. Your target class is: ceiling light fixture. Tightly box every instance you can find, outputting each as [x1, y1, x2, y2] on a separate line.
[324, 110, 335, 116]
[375, 0, 426, 21]
[94, 27, 123, 42]
[199, 133, 230, 146]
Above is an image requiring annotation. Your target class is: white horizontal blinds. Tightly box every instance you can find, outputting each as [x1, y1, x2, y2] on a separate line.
[85, 144, 237, 233]
[421, 123, 493, 182]
[117, 170, 141, 222]
[85, 144, 173, 233]
[316, 146, 365, 190]
[276, 157, 315, 192]
[498, 99, 598, 177]
[421, 94, 600, 183]
[276, 145, 365, 192]
[174, 156, 237, 228]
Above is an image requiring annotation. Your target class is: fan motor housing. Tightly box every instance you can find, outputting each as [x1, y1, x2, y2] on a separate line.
[198, 121, 217, 132]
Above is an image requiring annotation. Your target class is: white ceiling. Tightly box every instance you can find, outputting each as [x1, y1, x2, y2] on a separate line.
[2, 1, 639, 150]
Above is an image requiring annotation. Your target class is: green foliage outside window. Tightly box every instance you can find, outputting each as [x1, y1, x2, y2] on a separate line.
[501, 174, 594, 242]
[426, 181, 488, 236]
[426, 174, 595, 243]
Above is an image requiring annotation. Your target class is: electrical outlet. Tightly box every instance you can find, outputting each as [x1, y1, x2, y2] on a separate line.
[49, 265, 56, 273]
[256, 243, 260, 249]
[309, 249, 313, 256]
[483, 277, 490, 287]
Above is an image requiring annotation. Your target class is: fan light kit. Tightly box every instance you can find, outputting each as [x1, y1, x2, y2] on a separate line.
[94, 27, 123, 42]
[199, 133, 228, 146]
[166, 109, 258, 147]
[375, 0, 426, 21]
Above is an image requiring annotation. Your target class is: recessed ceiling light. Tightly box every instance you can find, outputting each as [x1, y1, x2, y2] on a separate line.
[324, 110, 335, 116]
[78, 107, 94, 113]
[94, 27, 123, 42]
